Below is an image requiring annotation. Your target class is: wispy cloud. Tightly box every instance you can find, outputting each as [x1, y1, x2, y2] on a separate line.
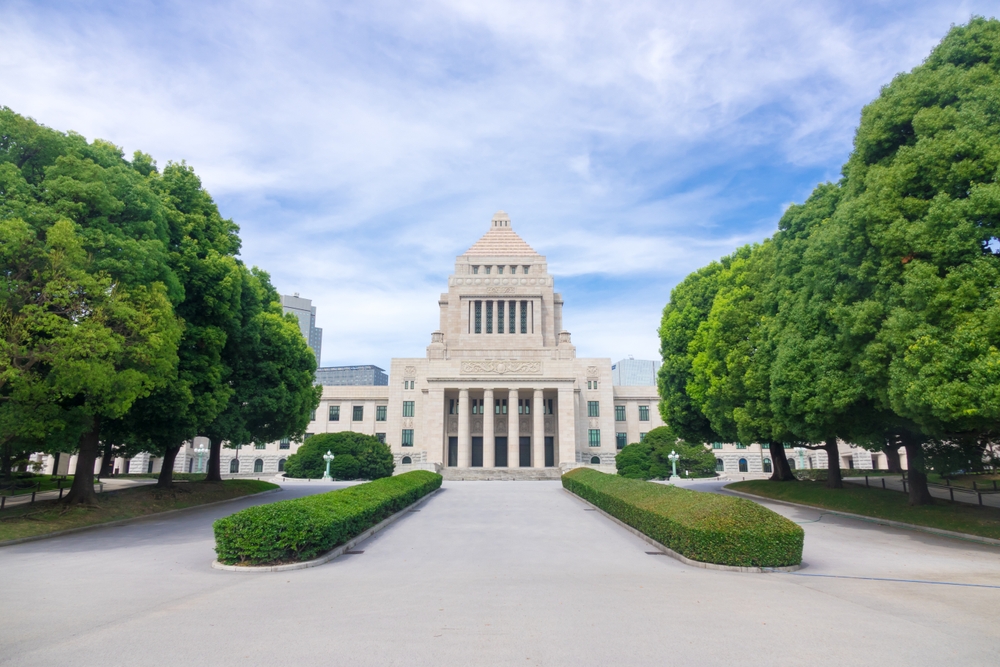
[1, 0, 993, 368]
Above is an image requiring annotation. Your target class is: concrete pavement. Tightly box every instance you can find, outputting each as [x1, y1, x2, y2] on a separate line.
[1, 479, 998, 666]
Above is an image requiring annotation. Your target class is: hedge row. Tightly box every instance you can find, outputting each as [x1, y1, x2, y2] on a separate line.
[563, 468, 802, 567]
[214, 470, 442, 565]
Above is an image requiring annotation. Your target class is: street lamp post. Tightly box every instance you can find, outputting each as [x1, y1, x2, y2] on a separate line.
[322, 450, 335, 481]
[668, 450, 680, 481]
[194, 445, 208, 474]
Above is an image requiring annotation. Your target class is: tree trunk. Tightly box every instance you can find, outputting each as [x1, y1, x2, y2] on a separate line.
[205, 437, 223, 482]
[825, 436, 842, 489]
[99, 439, 115, 477]
[900, 431, 933, 505]
[64, 416, 101, 505]
[883, 439, 903, 473]
[768, 442, 795, 481]
[156, 444, 181, 488]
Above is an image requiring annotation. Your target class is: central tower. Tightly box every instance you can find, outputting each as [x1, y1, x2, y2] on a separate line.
[427, 211, 575, 361]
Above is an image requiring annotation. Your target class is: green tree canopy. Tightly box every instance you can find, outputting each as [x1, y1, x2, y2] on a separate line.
[614, 426, 716, 479]
[284, 432, 393, 480]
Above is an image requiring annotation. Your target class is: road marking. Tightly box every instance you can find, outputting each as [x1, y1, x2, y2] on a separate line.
[785, 572, 1000, 589]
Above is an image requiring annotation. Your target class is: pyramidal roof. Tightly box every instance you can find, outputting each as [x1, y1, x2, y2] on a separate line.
[464, 211, 538, 256]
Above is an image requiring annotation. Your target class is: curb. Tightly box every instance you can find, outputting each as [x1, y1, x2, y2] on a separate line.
[724, 487, 1000, 548]
[562, 488, 802, 573]
[211, 487, 442, 573]
[0, 487, 283, 548]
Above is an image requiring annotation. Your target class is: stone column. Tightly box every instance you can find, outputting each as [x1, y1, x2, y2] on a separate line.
[508, 388, 520, 467]
[483, 387, 495, 468]
[558, 385, 576, 467]
[458, 388, 471, 468]
[426, 386, 445, 468]
[533, 388, 545, 468]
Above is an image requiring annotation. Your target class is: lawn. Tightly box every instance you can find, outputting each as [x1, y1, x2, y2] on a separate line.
[926, 472, 1000, 490]
[728, 480, 1000, 541]
[0, 480, 277, 543]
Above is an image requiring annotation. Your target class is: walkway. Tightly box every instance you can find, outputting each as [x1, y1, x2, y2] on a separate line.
[1, 481, 998, 666]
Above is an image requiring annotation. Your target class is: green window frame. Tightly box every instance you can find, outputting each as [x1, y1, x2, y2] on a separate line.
[616, 432, 627, 449]
[352, 405, 364, 422]
[402, 401, 415, 418]
[638, 405, 649, 421]
[639, 432, 647, 442]
[486, 300, 493, 333]
[376, 405, 387, 421]
[401, 429, 414, 446]
[497, 300, 504, 333]
[475, 301, 482, 334]
[376, 433, 386, 443]
[614, 405, 625, 421]
[588, 401, 600, 418]
[588, 429, 601, 447]
[279, 438, 290, 450]
[254, 443, 265, 450]
[329, 405, 340, 422]
[712, 442, 723, 450]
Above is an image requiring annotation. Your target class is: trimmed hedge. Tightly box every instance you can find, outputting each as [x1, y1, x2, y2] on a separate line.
[214, 470, 441, 565]
[563, 468, 802, 567]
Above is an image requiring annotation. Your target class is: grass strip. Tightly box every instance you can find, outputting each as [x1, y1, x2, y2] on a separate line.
[213, 470, 442, 566]
[729, 480, 1000, 540]
[563, 468, 802, 567]
[0, 480, 277, 543]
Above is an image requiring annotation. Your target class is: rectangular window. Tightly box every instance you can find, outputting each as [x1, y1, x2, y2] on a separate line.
[376, 433, 386, 443]
[376, 405, 387, 421]
[736, 443, 747, 449]
[615, 405, 626, 421]
[519, 399, 530, 415]
[403, 401, 414, 417]
[495, 399, 508, 415]
[639, 432, 647, 442]
[616, 432, 627, 449]
[712, 442, 723, 449]
[638, 405, 649, 421]
[255, 443, 265, 450]
[588, 401, 600, 418]
[310, 410, 316, 421]
[486, 300, 493, 333]
[510, 265, 517, 275]
[520, 301, 528, 333]
[279, 438, 290, 450]
[523, 265, 530, 274]
[329, 405, 340, 421]
[497, 265, 503, 274]
[588, 429, 601, 447]
[497, 300, 504, 333]
[449, 398, 456, 415]
[352, 405, 364, 421]
[472, 265, 479, 274]
[545, 399, 554, 415]
[509, 300, 516, 333]
[485, 265, 491, 274]
[401, 429, 414, 446]
[475, 301, 482, 334]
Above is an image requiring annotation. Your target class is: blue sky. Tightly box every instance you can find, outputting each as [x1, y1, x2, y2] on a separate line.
[2, 1, 995, 370]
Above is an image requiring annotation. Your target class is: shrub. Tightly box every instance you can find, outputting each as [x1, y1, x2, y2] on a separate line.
[283, 431, 393, 480]
[563, 468, 802, 567]
[616, 426, 717, 479]
[214, 470, 441, 565]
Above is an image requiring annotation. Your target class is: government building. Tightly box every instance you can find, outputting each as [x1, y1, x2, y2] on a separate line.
[222, 211, 665, 478]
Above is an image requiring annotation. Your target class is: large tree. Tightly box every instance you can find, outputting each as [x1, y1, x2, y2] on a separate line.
[203, 266, 320, 481]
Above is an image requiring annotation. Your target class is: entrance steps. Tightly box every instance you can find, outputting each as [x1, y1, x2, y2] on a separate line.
[440, 468, 563, 481]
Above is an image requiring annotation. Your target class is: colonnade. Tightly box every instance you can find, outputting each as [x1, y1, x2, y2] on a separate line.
[446, 385, 575, 468]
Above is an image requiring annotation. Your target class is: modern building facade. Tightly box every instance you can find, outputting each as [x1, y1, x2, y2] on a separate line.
[315, 365, 389, 386]
[612, 357, 660, 387]
[281, 293, 323, 366]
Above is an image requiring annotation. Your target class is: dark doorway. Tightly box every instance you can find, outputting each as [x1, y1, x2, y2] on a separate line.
[495, 437, 508, 467]
[519, 437, 531, 467]
[448, 437, 458, 467]
[545, 437, 554, 467]
[471, 437, 483, 467]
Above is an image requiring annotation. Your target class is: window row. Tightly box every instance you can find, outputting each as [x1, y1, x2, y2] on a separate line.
[472, 300, 531, 334]
[613, 405, 650, 421]
[448, 398, 553, 415]
[470, 265, 531, 275]
[615, 432, 647, 448]
[326, 405, 392, 422]
[229, 458, 287, 473]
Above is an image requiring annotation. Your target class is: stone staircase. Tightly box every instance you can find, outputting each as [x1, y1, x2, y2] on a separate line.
[440, 468, 564, 481]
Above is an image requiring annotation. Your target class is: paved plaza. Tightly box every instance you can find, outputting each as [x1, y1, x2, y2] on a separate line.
[1, 480, 998, 666]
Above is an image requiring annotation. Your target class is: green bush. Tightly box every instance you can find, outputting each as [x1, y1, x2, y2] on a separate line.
[214, 470, 441, 565]
[563, 468, 802, 567]
[615, 426, 717, 479]
[283, 431, 393, 480]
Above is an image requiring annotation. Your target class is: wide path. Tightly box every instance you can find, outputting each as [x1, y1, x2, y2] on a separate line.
[1, 480, 998, 666]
